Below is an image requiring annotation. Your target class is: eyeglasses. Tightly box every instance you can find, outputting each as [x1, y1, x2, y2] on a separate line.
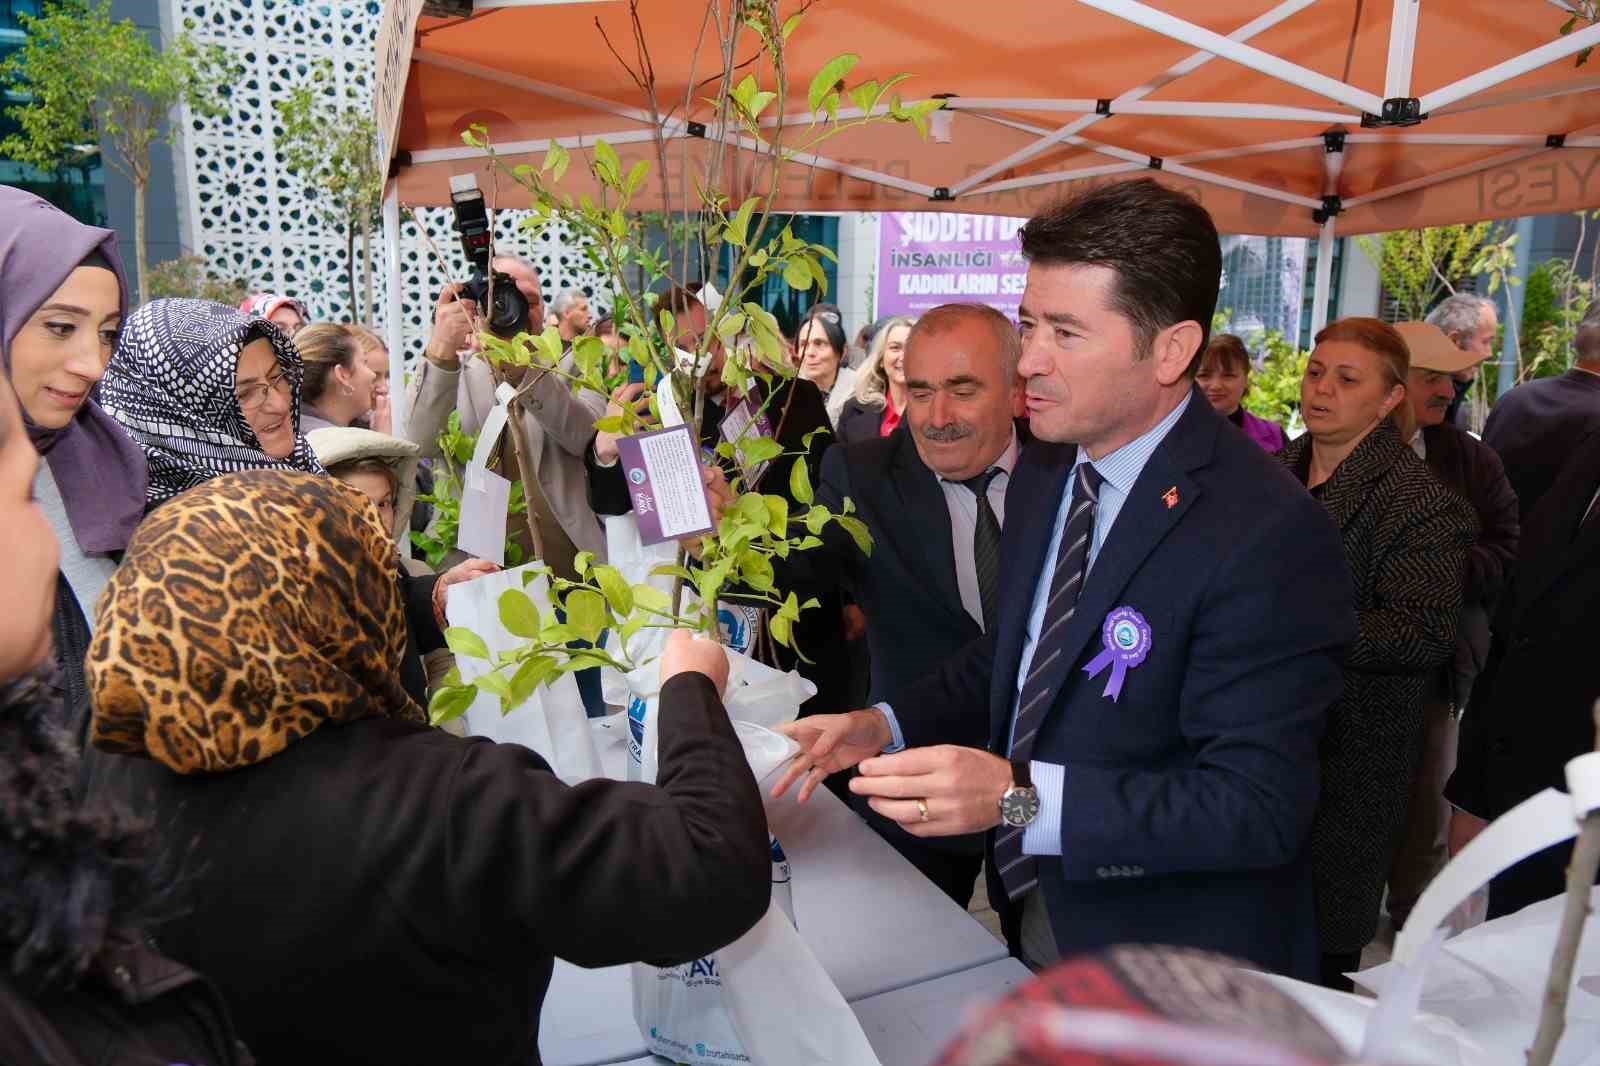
[236, 368, 290, 412]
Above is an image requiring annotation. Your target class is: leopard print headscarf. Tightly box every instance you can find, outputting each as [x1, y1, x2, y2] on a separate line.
[86, 468, 426, 774]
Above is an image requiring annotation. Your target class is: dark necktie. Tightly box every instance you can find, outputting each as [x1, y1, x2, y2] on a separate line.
[961, 467, 1004, 633]
[994, 460, 1103, 903]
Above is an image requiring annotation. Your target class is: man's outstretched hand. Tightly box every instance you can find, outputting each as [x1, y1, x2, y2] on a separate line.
[771, 708, 893, 804]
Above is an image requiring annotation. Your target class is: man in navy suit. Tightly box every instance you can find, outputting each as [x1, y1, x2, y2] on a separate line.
[774, 179, 1357, 978]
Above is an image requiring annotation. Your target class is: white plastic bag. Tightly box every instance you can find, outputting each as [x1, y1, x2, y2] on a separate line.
[630, 650, 873, 1066]
[446, 563, 601, 784]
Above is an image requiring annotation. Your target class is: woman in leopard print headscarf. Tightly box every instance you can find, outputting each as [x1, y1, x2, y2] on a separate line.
[86, 467, 424, 772]
[78, 467, 771, 1065]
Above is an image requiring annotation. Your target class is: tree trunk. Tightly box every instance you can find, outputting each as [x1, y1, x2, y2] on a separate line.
[133, 179, 149, 306]
[346, 220, 358, 320]
[361, 213, 374, 324]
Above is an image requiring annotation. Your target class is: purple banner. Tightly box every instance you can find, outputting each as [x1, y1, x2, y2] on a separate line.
[876, 212, 1029, 321]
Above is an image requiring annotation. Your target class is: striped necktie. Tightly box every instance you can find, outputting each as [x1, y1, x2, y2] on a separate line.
[994, 460, 1103, 902]
[960, 467, 1003, 633]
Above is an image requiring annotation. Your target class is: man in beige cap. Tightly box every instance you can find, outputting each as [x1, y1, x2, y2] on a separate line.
[1384, 321, 1519, 928]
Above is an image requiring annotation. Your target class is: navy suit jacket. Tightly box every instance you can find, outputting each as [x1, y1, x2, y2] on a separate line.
[1482, 368, 1600, 523]
[891, 393, 1357, 978]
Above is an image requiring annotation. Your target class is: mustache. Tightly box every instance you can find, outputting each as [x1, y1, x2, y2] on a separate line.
[920, 422, 975, 442]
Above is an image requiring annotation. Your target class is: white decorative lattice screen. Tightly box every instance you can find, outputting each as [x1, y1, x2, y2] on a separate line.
[171, 0, 605, 358]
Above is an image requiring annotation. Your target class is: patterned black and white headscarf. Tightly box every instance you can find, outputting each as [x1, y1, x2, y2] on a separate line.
[99, 298, 324, 506]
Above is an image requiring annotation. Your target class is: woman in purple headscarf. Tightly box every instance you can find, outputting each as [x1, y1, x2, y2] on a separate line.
[0, 187, 148, 741]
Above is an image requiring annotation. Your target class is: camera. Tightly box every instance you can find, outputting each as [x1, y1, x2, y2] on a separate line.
[448, 173, 529, 338]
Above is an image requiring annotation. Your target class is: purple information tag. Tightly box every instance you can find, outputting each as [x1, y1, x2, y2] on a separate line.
[720, 382, 778, 486]
[615, 424, 716, 546]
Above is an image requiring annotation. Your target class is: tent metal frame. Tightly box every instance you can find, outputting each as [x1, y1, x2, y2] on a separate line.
[389, 0, 1600, 372]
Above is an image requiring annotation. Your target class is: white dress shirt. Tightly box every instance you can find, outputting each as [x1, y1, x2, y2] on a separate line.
[936, 432, 1021, 630]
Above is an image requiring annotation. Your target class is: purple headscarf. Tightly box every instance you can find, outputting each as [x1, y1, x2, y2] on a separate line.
[0, 186, 147, 552]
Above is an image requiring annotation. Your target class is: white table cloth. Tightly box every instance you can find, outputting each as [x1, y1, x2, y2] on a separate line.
[538, 721, 1010, 1066]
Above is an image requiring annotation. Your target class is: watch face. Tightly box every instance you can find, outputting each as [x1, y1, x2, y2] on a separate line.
[1001, 787, 1040, 827]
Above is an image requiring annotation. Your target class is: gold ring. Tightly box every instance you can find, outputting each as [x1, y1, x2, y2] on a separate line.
[916, 798, 930, 822]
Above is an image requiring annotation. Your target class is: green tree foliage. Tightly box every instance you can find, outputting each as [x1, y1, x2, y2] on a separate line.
[0, 0, 231, 303]
[428, 1, 943, 723]
[1240, 331, 1311, 432]
[146, 253, 250, 306]
[1356, 224, 1509, 322]
[1521, 261, 1560, 378]
[274, 61, 383, 321]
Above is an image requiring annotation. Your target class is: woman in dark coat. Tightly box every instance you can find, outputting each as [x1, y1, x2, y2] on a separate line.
[1278, 317, 1476, 991]
[0, 377, 247, 1065]
[82, 469, 770, 1066]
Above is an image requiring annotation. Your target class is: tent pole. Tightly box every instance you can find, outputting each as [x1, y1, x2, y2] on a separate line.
[1384, 0, 1420, 99]
[1311, 219, 1336, 338]
[1420, 22, 1600, 112]
[384, 186, 408, 437]
[951, 0, 1316, 196]
[1072, 0, 1384, 113]
[1501, 215, 1536, 399]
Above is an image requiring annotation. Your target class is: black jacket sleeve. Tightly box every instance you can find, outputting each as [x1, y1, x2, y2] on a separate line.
[585, 443, 634, 517]
[1463, 443, 1519, 609]
[446, 673, 771, 968]
[884, 630, 997, 752]
[401, 573, 444, 655]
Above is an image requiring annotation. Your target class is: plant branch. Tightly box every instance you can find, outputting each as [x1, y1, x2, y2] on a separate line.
[1526, 699, 1600, 1066]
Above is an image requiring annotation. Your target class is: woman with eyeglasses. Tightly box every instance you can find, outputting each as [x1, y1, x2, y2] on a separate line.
[100, 298, 492, 706]
[0, 187, 148, 744]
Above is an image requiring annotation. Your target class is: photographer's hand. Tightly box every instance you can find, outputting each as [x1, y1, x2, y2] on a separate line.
[425, 284, 478, 370]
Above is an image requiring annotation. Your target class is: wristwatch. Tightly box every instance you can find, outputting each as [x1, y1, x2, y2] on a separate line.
[998, 760, 1041, 828]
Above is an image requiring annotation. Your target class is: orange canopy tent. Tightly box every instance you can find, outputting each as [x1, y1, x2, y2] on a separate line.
[374, 0, 1600, 419]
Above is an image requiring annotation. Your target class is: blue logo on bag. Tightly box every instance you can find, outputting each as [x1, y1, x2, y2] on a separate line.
[770, 837, 787, 863]
[717, 605, 753, 653]
[627, 695, 647, 762]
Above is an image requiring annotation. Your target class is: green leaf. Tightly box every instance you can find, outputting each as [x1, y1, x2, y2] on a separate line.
[592, 139, 621, 185]
[509, 655, 557, 704]
[573, 551, 594, 576]
[473, 670, 513, 702]
[783, 255, 814, 290]
[445, 627, 491, 661]
[498, 589, 541, 638]
[429, 684, 477, 726]
[564, 588, 607, 643]
[790, 457, 814, 505]
[619, 613, 647, 647]
[633, 583, 672, 613]
[739, 553, 775, 592]
[748, 90, 778, 118]
[740, 436, 784, 468]
[769, 609, 793, 649]
[764, 495, 789, 536]
[737, 492, 770, 527]
[728, 196, 760, 248]
[593, 564, 635, 616]
[808, 53, 860, 112]
[837, 515, 874, 556]
[781, 12, 803, 39]
[543, 142, 570, 182]
[624, 159, 650, 201]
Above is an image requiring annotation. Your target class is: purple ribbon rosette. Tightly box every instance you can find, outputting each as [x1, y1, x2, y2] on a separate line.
[1082, 606, 1152, 702]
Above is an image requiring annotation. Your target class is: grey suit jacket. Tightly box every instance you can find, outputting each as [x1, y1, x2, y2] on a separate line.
[405, 354, 608, 562]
